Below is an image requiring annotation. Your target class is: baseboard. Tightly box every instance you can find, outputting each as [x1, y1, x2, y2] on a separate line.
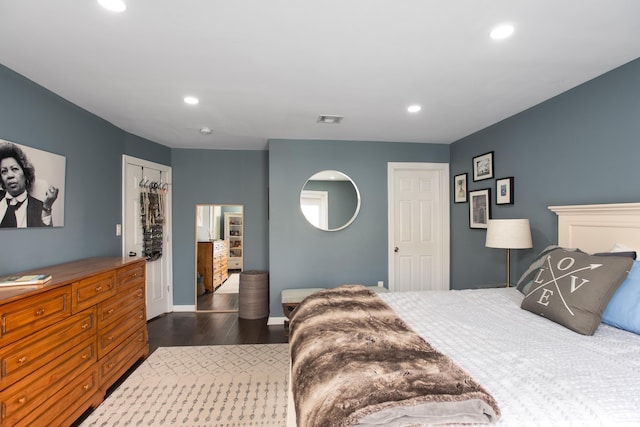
[268, 316, 286, 325]
[170, 308, 286, 323]
[172, 305, 196, 312]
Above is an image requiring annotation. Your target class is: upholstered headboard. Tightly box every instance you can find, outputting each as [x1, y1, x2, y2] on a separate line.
[549, 203, 640, 253]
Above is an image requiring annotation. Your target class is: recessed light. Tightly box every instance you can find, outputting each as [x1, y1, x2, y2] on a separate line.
[490, 24, 515, 40]
[184, 96, 199, 105]
[199, 127, 213, 135]
[407, 105, 421, 113]
[317, 115, 344, 124]
[98, 0, 126, 12]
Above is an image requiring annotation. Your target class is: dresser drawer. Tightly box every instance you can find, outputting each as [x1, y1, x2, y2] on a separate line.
[72, 271, 116, 313]
[36, 365, 104, 427]
[117, 261, 145, 291]
[11, 364, 100, 427]
[0, 286, 71, 348]
[43, 365, 102, 427]
[97, 283, 144, 328]
[97, 307, 145, 358]
[0, 308, 96, 391]
[0, 337, 96, 426]
[214, 259, 227, 271]
[99, 328, 147, 389]
[228, 259, 242, 269]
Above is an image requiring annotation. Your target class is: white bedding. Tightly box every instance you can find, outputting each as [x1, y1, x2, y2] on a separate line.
[379, 288, 640, 426]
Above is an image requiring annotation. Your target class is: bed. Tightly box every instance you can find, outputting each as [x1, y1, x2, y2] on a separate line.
[287, 202, 640, 426]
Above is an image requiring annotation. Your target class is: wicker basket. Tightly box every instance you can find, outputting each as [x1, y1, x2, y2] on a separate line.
[239, 270, 269, 319]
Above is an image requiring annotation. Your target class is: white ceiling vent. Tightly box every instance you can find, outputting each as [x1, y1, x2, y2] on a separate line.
[317, 115, 344, 124]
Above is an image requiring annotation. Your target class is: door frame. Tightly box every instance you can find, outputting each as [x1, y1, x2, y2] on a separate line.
[300, 190, 329, 230]
[121, 155, 173, 316]
[387, 162, 450, 291]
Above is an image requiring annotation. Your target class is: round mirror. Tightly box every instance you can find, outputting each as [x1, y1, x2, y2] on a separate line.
[300, 170, 361, 231]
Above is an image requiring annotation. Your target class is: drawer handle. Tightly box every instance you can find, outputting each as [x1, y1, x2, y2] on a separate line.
[83, 384, 90, 391]
[35, 308, 45, 316]
[137, 314, 143, 320]
[95, 286, 103, 292]
[81, 353, 89, 360]
[17, 397, 26, 405]
[17, 356, 28, 364]
[137, 291, 143, 298]
[107, 308, 115, 315]
[108, 363, 115, 369]
[107, 335, 114, 341]
[81, 322, 90, 329]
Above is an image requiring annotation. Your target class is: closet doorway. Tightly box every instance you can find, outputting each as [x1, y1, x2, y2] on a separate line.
[195, 204, 243, 312]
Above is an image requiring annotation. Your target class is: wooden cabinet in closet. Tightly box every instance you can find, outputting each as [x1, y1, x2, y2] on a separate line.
[0, 257, 149, 427]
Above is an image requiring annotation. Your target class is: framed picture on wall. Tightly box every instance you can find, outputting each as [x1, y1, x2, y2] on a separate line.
[496, 177, 514, 205]
[0, 139, 66, 228]
[469, 188, 491, 229]
[472, 151, 494, 181]
[454, 173, 468, 203]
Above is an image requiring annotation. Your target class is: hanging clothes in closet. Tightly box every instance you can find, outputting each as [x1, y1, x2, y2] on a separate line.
[139, 174, 167, 261]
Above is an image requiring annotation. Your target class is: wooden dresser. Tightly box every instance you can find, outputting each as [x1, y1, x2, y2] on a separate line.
[197, 240, 229, 292]
[0, 257, 149, 427]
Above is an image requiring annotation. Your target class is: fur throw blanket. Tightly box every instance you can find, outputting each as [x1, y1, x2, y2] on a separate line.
[289, 285, 500, 427]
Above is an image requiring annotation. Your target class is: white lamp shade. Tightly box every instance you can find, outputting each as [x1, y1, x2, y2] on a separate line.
[485, 219, 532, 249]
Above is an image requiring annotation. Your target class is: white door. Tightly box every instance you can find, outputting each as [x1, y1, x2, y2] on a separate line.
[388, 163, 449, 292]
[122, 155, 172, 319]
[300, 190, 329, 230]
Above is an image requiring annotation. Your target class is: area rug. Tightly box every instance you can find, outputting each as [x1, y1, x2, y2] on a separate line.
[216, 273, 240, 294]
[81, 344, 289, 427]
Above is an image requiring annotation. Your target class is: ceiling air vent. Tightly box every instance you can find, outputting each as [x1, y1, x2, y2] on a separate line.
[317, 115, 344, 124]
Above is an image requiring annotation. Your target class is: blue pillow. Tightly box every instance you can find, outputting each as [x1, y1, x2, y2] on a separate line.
[602, 260, 640, 334]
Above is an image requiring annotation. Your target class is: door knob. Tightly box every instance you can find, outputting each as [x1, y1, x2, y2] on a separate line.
[394, 247, 399, 253]
[129, 251, 137, 257]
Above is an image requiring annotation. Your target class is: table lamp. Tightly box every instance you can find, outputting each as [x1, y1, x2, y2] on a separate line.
[486, 219, 533, 287]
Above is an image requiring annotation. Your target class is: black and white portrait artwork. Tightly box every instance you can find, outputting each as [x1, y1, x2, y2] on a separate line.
[0, 139, 65, 228]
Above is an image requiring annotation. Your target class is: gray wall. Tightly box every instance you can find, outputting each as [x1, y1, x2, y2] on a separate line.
[124, 132, 172, 165]
[268, 139, 449, 316]
[4, 54, 639, 315]
[450, 58, 640, 288]
[0, 64, 170, 275]
[170, 149, 269, 306]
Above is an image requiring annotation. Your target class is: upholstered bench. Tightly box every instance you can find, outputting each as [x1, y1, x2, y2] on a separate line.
[281, 288, 327, 319]
[281, 286, 389, 319]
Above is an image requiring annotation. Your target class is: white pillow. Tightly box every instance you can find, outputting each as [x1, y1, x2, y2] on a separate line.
[611, 243, 638, 252]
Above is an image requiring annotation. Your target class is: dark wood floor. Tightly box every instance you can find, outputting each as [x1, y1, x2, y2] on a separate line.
[196, 290, 239, 311]
[146, 311, 288, 353]
[196, 271, 241, 311]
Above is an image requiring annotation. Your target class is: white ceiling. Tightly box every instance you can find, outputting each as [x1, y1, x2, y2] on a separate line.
[1, 1, 639, 151]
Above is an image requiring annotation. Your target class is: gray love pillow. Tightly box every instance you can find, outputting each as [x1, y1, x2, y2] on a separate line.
[521, 250, 632, 335]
